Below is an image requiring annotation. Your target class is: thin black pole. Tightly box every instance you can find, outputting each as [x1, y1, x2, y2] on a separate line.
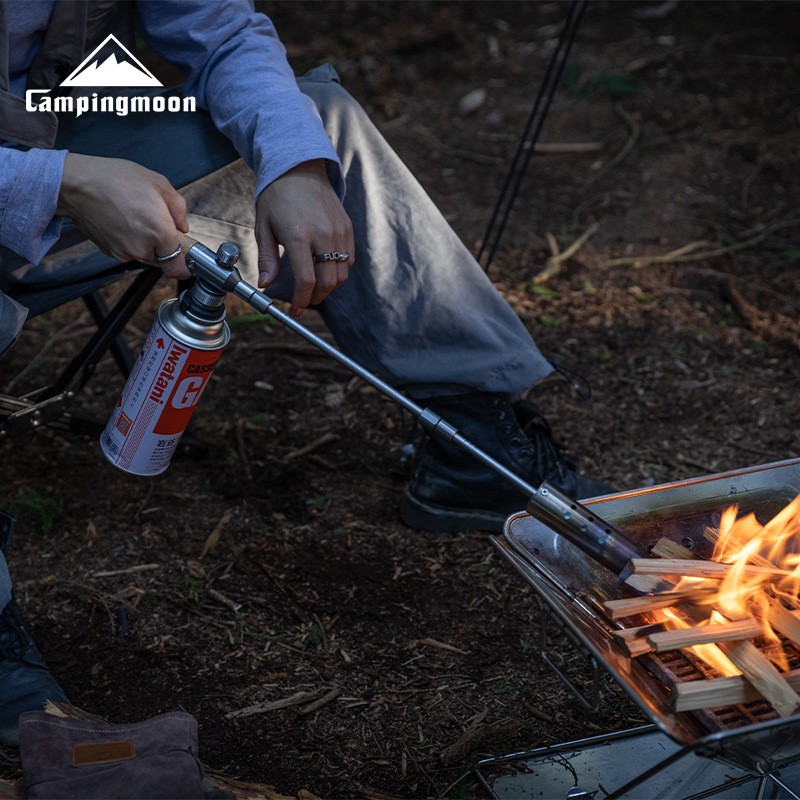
[478, 0, 587, 273]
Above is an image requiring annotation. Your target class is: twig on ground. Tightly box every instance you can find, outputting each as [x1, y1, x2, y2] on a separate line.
[208, 588, 241, 613]
[298, 686, 341, 716]
[285, 432, 340, 461]
[418, 637, 470, 656]
[439, 717, 526, 766]
[533, 222, 599, 284]
[599, 214, 800, 268]
[3, 316, 87, 392]
[227, 689, 330, 719]
[200, 509, 234, 559]
[522, 700, 553, 722]
[92, 564, 161, 578]
[545, 231, 560, 259]
[724, 280, 800, 353]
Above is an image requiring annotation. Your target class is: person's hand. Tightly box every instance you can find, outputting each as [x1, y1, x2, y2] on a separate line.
[56, 153, 190, 279]
[255, 159, 355, 317]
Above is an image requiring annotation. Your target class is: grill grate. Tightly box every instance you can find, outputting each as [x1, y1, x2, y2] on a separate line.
[639, 634, 793, 731]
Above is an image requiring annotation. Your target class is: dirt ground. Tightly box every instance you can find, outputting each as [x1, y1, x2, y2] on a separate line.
[2, 1, 800, 797]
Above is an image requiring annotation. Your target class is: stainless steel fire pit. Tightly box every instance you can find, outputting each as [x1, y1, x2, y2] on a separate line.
[479, 458, 800, 799]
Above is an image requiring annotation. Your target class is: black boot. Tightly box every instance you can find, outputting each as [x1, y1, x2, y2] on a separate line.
[400, 392, 613, 533]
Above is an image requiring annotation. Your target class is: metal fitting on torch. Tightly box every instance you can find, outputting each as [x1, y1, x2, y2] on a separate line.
[179, 234, 273, 315]
[526, 483, 639, 575]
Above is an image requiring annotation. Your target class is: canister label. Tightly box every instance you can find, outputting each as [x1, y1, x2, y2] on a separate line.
[101, 317, 223, 475]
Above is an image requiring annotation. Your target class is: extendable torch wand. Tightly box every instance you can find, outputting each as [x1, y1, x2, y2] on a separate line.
[103, 236, 639, 576]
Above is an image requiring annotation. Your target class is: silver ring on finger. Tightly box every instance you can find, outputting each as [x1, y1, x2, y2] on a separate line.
[313, 250, 350, 263]
[154, 244, 183, 263]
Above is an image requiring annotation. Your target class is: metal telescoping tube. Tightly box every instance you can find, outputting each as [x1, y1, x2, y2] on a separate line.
[184, 238, 640, 575]
[527, 483, 639, 574]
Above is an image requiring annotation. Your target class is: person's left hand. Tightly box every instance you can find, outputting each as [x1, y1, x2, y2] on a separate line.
[255, 159, 354, 317]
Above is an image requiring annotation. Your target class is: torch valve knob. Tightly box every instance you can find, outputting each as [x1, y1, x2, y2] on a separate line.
[216, 242, 240, 266]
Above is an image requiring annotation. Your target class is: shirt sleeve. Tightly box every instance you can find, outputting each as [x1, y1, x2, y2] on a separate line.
[135, 0, 345, 200]
[0, 147, 66, 264]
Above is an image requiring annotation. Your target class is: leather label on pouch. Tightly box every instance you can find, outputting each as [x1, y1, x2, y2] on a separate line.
[71, 740, 136, 766]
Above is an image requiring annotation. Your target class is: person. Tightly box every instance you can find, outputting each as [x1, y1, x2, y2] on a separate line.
[0, 0, 611, 745]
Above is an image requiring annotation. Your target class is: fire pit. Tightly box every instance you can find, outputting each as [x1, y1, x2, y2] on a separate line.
[479, 458, 800, 799]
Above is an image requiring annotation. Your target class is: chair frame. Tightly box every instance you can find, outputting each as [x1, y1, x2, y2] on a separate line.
[0, 266, 162, 438]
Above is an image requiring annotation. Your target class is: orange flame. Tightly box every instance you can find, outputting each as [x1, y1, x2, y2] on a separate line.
[661, 607, 741, 677]
[670, 495, 800, 675]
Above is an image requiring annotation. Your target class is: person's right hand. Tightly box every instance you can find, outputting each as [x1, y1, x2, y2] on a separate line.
[56, 153, 191, 279]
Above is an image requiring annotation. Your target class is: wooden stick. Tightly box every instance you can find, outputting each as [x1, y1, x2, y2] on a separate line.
[629, 558, 790, 580]
[298, 686, 341, 716]
[624, 573, 676, 594]
[767, 599, 800, 649]
[650, 538, 696, 561]
[613, 622, 669, 657]
[716, 640, 800, 717]
[646, 618, 762, 653]
[673, 668, 800, 712]
[602, 588, 716, 620]
[285, 432, 340, 461]
[642, 603, 800, 654]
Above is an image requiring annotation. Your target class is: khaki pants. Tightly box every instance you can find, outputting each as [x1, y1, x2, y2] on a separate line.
[2, 66, 551, 397]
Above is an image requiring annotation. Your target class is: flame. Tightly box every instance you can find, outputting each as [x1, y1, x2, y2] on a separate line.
[670, 495, 800, 675]
[661, 607, 741, 677]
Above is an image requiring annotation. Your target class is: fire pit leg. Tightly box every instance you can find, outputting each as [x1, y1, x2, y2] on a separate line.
[537, 597, 602, 713]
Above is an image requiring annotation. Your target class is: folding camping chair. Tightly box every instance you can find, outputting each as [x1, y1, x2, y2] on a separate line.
[0, 263, 163, 437]
[0, 100, 240, 439]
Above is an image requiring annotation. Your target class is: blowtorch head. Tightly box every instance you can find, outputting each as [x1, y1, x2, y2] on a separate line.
[526, 482, 640, 576]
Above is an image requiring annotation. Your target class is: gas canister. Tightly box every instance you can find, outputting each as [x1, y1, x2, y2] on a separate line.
[101, 272, 230, 476]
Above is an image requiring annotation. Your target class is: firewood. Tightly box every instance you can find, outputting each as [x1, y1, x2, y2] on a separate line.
[616, 635, 653, 658]
[650, 538, 695, 561]
[612, 622, 669, 657]
[602, 587, 716, 620]
[673, 675, 761, 711]
[716, 640, 800, 717]
[629, 558, 790, 580]
[673, 668, 800, 711]
[646, 618, 762, 653]
[766, 598, 800, 649]
[623, 573, 718, 596]
[627, 535, 800, 716]
[623, 573, 676, 594]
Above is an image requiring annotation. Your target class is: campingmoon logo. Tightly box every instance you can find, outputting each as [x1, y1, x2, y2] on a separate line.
[26, 34, 196, 117]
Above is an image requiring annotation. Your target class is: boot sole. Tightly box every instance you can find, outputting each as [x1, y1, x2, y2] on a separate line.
[399, 488, 507, 534]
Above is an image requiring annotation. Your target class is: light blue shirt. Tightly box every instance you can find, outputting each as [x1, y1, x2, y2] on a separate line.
[0, 0, 343, 265]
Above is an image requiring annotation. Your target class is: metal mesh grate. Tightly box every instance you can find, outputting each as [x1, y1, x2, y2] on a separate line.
[644, 641, 789, 731]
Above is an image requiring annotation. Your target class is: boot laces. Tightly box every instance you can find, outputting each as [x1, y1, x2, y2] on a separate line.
[514, 401, 577, 484]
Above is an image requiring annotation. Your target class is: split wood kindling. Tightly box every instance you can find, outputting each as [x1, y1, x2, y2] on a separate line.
[601, 537, 800, 716]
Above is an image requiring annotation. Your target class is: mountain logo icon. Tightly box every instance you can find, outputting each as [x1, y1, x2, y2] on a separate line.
[61, 34, 162, 87]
